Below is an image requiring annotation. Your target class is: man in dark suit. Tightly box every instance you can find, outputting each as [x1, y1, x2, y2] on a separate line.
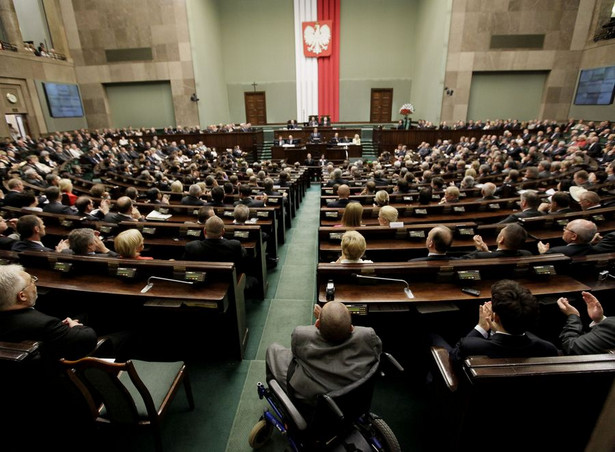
[75, 196, 109, 221]
[586, 136, 603, 159]
[538, 219, 596, 256]
[2, 178, 25, 207]
[557, 291, 615, 355]
[274, 135, 286, 146]
[42, 186, 78, 215]
[309, 127, 321, 143]
[103, 196, 143, 223]
[497, 191, 545, 224]
[0, 264, 97, 361]
[304, 153, 315, 166]
[183, 215, 247, 273]
[234, 184, 266, 207]
[410, 225, 455, 261]
[591, 230, 615, 253]
[11, 214, 69, 252]
[327, 184, 351, 208]
[538, 191, 572, 215]
[181, 184, 206, 206]
[461, 224, 532, 259]
[438, 279, 558, 364]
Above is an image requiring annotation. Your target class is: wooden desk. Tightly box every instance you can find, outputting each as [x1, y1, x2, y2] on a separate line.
[6, 251, 248, 360]
[271, 144, 362, 162]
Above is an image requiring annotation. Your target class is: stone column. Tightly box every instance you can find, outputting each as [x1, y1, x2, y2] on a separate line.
[0, 0, 24, 48]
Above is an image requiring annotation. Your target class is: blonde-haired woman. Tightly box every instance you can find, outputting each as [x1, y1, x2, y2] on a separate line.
[59, 178, 77, 205]
[114, 229, 152, 259]
[374, 190, 389, 207]
[339, 201, 363, 227]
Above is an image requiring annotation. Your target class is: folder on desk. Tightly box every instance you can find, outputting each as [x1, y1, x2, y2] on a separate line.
[146, 210, 172, 221]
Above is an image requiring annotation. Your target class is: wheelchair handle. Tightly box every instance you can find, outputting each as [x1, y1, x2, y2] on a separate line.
[322, 394, 344, 421]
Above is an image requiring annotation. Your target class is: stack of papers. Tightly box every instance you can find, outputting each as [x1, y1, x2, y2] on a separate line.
[146, 210, 172, 221]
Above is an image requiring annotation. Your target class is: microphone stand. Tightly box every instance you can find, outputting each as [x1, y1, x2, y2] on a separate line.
[141, 276, 194, 294]
[352, 273, 414, 299]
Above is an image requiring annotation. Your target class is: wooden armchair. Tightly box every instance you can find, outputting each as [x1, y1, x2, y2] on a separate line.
[61, 357, 195, 452]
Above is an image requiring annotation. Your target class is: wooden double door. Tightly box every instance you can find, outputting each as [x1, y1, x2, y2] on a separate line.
[370, 88, 393, 123]
[245, 92, 267, 125]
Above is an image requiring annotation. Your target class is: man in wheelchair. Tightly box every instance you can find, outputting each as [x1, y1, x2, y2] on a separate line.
[266, 301, 382, 406]
[253, 302, 401, 451]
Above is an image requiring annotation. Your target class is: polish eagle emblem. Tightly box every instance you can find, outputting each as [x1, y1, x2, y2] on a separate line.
[303, 21, 332, 57]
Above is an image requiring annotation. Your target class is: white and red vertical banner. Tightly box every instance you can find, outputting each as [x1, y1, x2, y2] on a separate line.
[294, 0, 340, 123]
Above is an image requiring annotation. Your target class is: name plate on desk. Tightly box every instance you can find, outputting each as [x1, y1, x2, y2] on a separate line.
[223, 211, 234, 217]
[158, 208, 169, 214]
[60, 220, 74, 228]
[325, 211, 339, 218]
[457, 270, 481, 281]
[53, 261, 72, 273]
[458, 227, 474, 236]
[268, 198, 279, 204]
[186, 229, 201, 237]
[592, 214, 605, 222]
[488, 204, 500, 210]
[345, 304, 368, 316]
[185, 271, 207, 282]
[257, 211, 269, 218]
[414, 209, 427, 215]
[403, 196, 413, 202]
[329, 232, 343, 240]
[533, 265, 556, 276]
[354, 182, 362, 186]
[324, 189, 333, 194]
[142, 227, 156, 235]
[99, 225, 113, 234]
[233, 230, 250, 239]
[116, 267, 136, 278]
[193, 209, 200, 215]
[556, 219, 569, 227]
[432, 195, 441, 200]
[408, 230, 426, 239]
[453, 206, 466, 213]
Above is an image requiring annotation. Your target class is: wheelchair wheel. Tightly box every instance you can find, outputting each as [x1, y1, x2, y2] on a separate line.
[370, 416, 401, 452]
[248, 419, 273, 449]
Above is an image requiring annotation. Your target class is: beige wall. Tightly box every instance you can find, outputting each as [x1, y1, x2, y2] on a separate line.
[59, 0, 198, 130]
[442, 0, 615, 124]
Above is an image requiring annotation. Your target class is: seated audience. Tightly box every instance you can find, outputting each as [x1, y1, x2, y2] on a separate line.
[233, 203, 250, 224]
[75, 195, 109, 221]
[374, 190, 389, 207]
[11, 215, 69, 252]
[557, 291, 615, 355]
[410, 225, 454, 261]
[103, 196, 144, 223]
[42, 186, 78, 215]
[462, 224, 532, 259]
[378, 205, 399, 226]
[538, 219, 596, 256]
[114, 229, 151, 259]
[0, 264, 97, 361]
[181, 184, 206, 206]
[339, 201, 363, 227]
[432, 279, 558, 364]
[497, 191, 544, 223]
[578, 190, 602, 210]
[538, 191, 572, 214]
[59, 178, 78, 206]
[265, 301, 382, 406]
[480, 182, 498, 200]
[439, 185, 460, 204]
[333, 230, 372, 263]
[65, 228, 117, 256]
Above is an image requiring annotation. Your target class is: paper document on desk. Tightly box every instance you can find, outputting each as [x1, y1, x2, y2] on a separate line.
[146, 210, 172, 221]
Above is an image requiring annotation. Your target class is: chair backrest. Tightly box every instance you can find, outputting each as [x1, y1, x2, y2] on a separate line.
[62, 358, 152, 425]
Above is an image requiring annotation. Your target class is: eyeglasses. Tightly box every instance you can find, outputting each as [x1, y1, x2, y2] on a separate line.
[563, 227, 575, 233]
[30, 275, 38, 285]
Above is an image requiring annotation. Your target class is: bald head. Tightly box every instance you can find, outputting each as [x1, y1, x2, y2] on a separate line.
[427, 225, 453, 253]
[317, 301, 353, 344]
[337, 184, 350, 199]
[205, 215, 225, 238]
[566, 219, 597, 244]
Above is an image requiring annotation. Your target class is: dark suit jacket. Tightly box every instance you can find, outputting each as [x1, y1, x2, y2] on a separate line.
[327, 198, 350, 208]
[559, 315, 615, 355]
[234, 197, 265, 208]
[11, 240, 53, 252]
[103, 212, 136, 223]
[3, 191, 24, 207]
[450, 328, 558, 364]
[0, 235, 17, 250]
[592, 231, 615, 254]
[0, 308, 97, 361]
[546, 243, 593, 256]
[183, 237, 247, 273]
[410, 254, 453, 261]
[181, 195, 206, 206]
[461, 249, 532, 259]
[43, 201, 78, 215]
[498, 209, 545, 224]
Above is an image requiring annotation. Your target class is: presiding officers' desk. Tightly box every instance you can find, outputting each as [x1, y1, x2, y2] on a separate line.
[271, 144, 362, 162]
[316, 255, 590, 314]
[5, 250, 248, 361]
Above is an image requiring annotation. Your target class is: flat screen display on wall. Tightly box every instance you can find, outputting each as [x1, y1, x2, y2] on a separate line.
[573, 66, 615, 105]
[43, 82, 84, 117]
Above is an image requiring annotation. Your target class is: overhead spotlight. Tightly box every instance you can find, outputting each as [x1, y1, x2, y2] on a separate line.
[190, 93, 200, 102]
[445, 89, 454, 96]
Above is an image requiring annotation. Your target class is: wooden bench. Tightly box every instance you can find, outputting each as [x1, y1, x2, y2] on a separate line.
[430, 345, 615, 450]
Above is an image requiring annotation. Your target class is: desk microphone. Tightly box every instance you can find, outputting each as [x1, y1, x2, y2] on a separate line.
[351, 273, 414, 299]
[141, 276, 194, 293]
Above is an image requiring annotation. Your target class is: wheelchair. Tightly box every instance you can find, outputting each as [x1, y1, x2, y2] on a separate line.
[249, 352, 403, 451]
